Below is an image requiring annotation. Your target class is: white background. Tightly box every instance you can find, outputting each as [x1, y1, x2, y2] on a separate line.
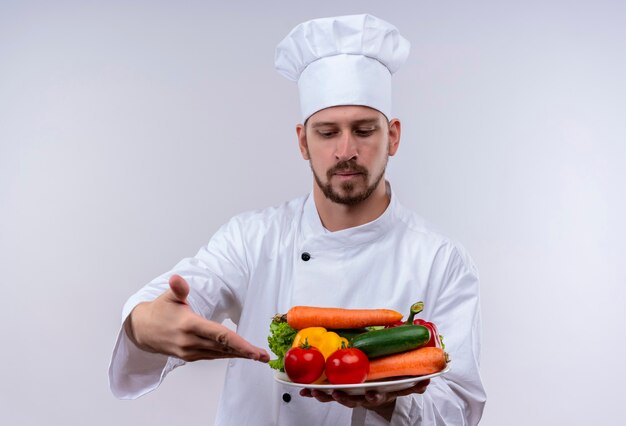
[1, 1, 625, 425]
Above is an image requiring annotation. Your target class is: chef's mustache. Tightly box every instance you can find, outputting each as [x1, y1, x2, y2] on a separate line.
[326, 161, 369, 179]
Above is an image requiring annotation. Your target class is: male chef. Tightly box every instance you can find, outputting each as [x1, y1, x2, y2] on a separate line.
[109, 14, 486, 425]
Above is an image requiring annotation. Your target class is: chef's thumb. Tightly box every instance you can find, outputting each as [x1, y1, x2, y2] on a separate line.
[168, 274, 190, 303]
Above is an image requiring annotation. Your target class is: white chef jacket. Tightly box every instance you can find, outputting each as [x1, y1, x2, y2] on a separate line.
[109, 185, 486, 425]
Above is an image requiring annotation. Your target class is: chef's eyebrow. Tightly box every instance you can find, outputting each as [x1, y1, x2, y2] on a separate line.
[310, 118, 380, 129]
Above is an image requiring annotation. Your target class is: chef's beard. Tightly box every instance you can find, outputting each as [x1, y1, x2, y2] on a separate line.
[310, 159, 387, 206]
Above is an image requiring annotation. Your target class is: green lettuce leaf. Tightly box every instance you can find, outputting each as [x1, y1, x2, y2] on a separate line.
[267, 320, 297, 372]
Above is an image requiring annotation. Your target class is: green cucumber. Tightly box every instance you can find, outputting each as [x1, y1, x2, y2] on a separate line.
[351, 325, 431, 359]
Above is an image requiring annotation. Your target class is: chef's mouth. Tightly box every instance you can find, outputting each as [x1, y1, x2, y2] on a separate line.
[332, 171, 366, 181]
[326, 162, 369, 179]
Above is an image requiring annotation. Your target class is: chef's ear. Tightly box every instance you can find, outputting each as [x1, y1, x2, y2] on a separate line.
[388, 119, 401, 156]
[296, 123, 310, 160]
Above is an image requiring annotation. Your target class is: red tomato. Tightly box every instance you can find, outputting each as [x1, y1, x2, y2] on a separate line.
[284, 346, 325, 384]
[325, 348, 369, 384]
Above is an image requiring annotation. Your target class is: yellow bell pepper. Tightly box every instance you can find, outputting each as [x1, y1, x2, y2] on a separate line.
[291, 327, 349, 359]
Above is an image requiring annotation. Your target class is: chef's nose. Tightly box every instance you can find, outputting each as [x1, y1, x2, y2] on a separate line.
[335, 132, 358, 162]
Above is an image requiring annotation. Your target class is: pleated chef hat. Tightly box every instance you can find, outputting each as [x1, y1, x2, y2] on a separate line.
[275, 14, 410, 121]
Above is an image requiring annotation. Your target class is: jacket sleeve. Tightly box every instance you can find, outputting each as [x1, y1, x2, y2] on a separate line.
[353, 243, 486, 425]
[108, 217, 250, 399]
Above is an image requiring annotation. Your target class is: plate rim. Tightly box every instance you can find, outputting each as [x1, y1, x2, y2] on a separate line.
[274, 364, 450, 391]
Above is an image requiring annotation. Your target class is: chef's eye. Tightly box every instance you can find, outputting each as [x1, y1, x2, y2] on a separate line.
[318, 130, 338, 138]
[354, 128, 375, 137]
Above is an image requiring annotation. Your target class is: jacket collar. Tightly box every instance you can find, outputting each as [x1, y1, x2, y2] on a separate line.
[300, 181, 396, 250]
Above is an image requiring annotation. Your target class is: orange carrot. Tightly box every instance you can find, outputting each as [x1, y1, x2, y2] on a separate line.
[367, 347, 448, 381]
[284, 306, 403, 330]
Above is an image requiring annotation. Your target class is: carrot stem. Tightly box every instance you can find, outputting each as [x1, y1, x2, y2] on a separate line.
[272, 313, 288, 323]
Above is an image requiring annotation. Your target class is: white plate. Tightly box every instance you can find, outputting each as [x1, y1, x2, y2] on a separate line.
[274, 365, 450, 396]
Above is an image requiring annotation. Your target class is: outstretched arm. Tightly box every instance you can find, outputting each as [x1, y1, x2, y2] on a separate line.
[125, 274, 269, 362]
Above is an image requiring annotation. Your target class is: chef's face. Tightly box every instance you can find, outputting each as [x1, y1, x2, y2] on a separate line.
[296, 105, 401, 205]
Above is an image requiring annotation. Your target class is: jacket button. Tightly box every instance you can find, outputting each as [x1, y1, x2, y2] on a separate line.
[282, 392, 291, 403]
[301, 252, 311, 261]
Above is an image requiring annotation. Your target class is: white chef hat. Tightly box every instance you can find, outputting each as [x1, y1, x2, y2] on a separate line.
[275, 14, 410, 122]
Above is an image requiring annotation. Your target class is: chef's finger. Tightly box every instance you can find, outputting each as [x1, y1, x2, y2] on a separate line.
[190, 319, 270, 361]
[168, 274, 190, 303]
[310, 389, 335, 403]
[330, 390, 359, 408]
[394, 379, 430, 397]
[364, 391, 387, 405]
[178, 349, 252, 362]
[181, 335, 264, 360]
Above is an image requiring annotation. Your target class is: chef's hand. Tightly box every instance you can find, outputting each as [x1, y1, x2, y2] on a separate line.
[124, 274, 270, 363]
[299, 380, 430, 422]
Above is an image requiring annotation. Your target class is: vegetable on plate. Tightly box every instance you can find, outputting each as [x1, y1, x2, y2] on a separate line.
[366, 346, 448, 381]
[284, 340, 326, 384]
[267, 320, 297, 371]
[275, 306, 403, 330]
[325, 346, 370, 385]
[351, 324, 431, 359]
[291, 327, 349, 359]
[413, 319, 443, 349]
[387, 301, 444, 349]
